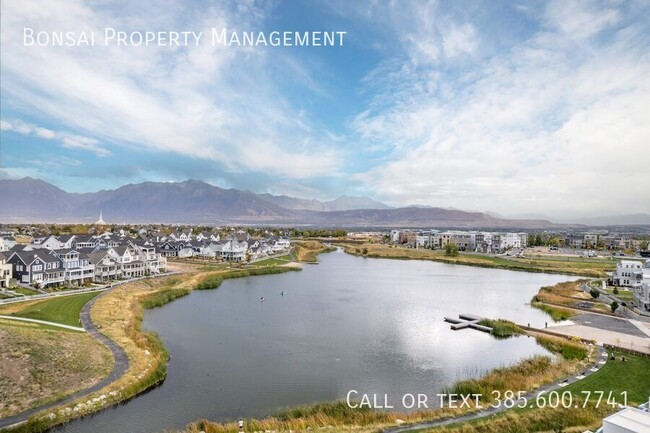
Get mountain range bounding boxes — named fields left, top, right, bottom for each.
left=0, top=177, right=591, bottom=228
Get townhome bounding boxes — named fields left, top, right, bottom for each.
left=6, top=250, right=65, bottom=288
left=88, top=250, right=120, bottom=282
left=0, top=252, right=12, bottom=289
left=51, top=249, right=94, bottom=285
left=111, top=245, right=146, bottom=278
left=612, top=260, right=644, bottom=288
left=129, top=241, right=167, bottom=274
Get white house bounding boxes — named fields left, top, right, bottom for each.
left=0, top=252, right=12, bottom=290
left=612, top=260, right=644, bottom=288
left=36, top=235, right=64, bottom=251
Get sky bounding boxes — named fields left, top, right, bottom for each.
left=1, top=0, right=649, bottom=219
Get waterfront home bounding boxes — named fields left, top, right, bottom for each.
left=88, top=250, right=120, bottom=282
left=111, top=245, right=146, bottom=278
left=129, top=240, right=167, bottom=274
left=612, top=260, right=644, bottom=288
left=57, top=235, right=77, bottom=249
left=211, top=239, right=248, bottom=261
left=0, top=252, right=11, bottom=289
left=51, top=249, right=95, bottom=285
left=6, top=250, right=65, bottom=288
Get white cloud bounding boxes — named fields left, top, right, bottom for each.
left=352, top=1, right=650, bottom=218
left=1, top=119, right=111, bottom=157
left=0, top=0, right=341, bottom=178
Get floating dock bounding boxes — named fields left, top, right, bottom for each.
left=444, top=314, right=493, bottom=333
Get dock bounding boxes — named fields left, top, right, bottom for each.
left=444, top=314, right=493, bottom=333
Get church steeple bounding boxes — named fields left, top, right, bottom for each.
left=96, top=209, right=107, bottom=225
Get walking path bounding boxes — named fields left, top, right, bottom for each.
left=0, top=315, right=85, bottom=332
left=384, top=347, right=610, bottom=433
left=0, top=271, right=181, bottom=431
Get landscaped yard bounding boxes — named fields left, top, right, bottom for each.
left=0, top=292, right=100, bottom=327
left=250, top=255, right=292, bottom=267
left=12, top=287, right=40, bottom=296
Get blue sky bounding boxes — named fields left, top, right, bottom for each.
left=1, top=0, right=649, bottom=218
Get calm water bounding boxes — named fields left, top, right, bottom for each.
left=55, top=249, right=578, bottom=433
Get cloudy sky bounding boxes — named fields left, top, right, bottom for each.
left=1, top=0, right=649, bottom=219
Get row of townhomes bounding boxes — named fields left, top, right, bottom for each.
left=611, top=259, right=650, bottom=312
left=0, top=228, right=290, bottom=289
left=3, top=233, right=168, bottom=289
left=152, top=229, right=290, bottom=262
left=389, top=229, right=529, bottom=253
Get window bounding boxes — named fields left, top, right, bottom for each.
left=33, top=265, right=43, bottom=271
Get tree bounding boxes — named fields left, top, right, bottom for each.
left=590, top=289, right=600, bottom=299
left=611, top=301, right=619, bottom=313
left=535, top=233, right=543, bottom=246
left=445, top=243, right=459, bottom=257
left=613, top=287, right=619, bottom=295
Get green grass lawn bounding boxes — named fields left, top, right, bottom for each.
left=251, top=255, right=291, bottom=267
left=605, top=289, right=635, bottom=301
left=6, top=292, right=100, bottom=327
left=12, top=287, right=40, bottom=296
left=561, top=352, right=650, bottom=405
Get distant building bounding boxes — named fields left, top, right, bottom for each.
left=96, top=210, right=107, bottom=225
left=612, top=260, right=644, bottom=288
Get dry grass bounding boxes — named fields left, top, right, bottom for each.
left=293, top=241, right=335, bottom=262
left=532, top=280, right=611, bottom=317
left=338, top=243, right=611, bottom=277
left=179, top=347, right=590, bottom=433
left=0, top=320, right=113, bottom=418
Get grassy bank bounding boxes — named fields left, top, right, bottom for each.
left=0, top=291, right=100, bottom=327
left=424, top=351, right=650, bottom=433
left=0, top=320, right=113, bottom=419
left=293, top=240, right=336, bottom=263
left=196, top=266, right=300, bottom=290
left=139, top=288, right=190, bottom=309
left=338, top=243, right=613, bottom=278
left=532, top=280, right=611, bottom=318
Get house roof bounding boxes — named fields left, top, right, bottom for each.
left=87, top=251, right=111, bottom=265
left=10, top=250, right=61, bottom=265
left=112, top=246, right=129, bottom=256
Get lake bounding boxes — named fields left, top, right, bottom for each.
left=54, top=249, right=578, bottom=433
